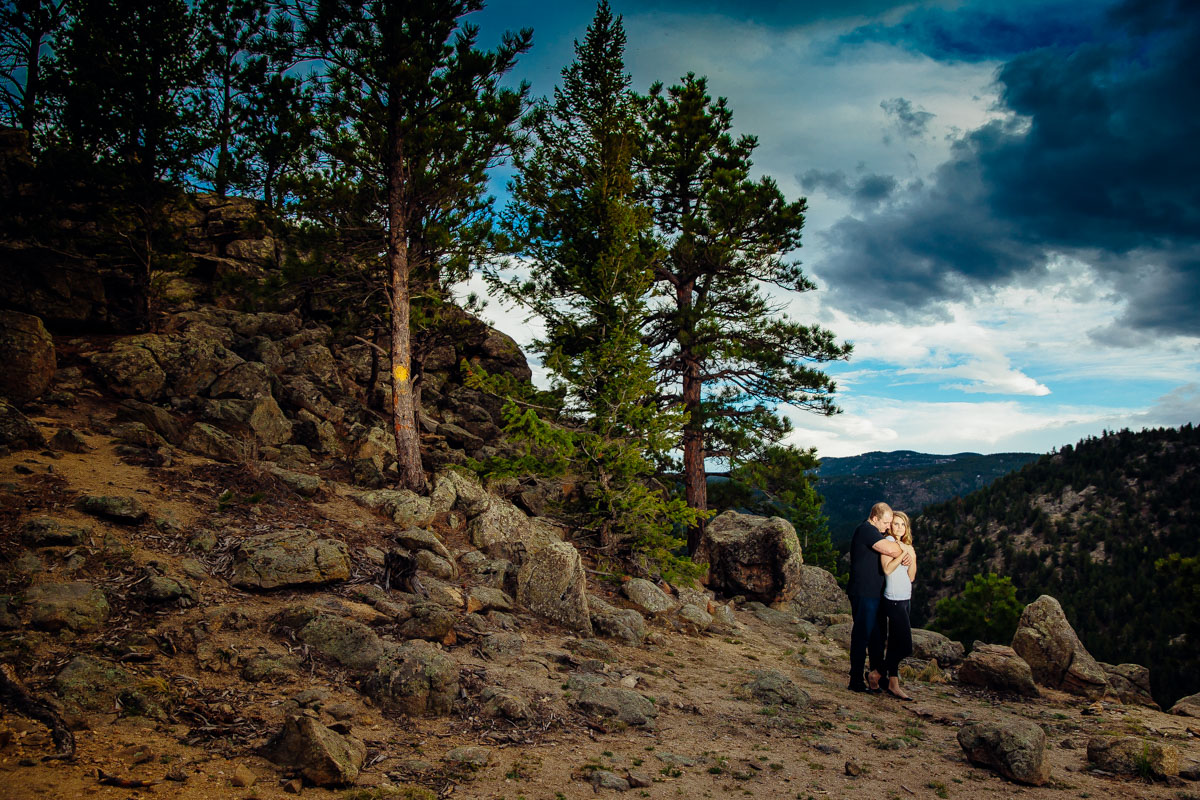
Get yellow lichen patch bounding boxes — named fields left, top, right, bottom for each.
left=392, top=364, right=409, bottom=382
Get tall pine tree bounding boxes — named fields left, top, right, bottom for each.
left=640, top=73, right=851, bottom=553
left=297, top=0, right=530, bottom=492
left=500, top=1, right=701, bottom=575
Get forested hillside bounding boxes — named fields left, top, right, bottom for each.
left=911, top=425, right=1200, bottom=706
left=818, top=450, right=1038, bottom=543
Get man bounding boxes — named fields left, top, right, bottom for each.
left=847, top=502, right=910, bottom=692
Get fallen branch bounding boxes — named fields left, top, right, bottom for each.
left=0, top=663, right=75, bottom=760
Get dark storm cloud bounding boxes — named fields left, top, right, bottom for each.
left=837, top=0, right=1102, bottom=62
left=636, top=0, right=908, bottom=26
left=801, top=168, right=899, bottom=210
left=880, top=97, right=934, bottom=139
left=817, top=0, right=1200, bottom=337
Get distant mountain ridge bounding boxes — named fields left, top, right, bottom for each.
left=817, top=450, right=1040, bottom=544
left=910, top=425, right=1199, bottom=707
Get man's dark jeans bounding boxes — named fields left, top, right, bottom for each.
left=848, top=594, right=882, bottom=688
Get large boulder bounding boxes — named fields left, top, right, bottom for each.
left=431, top=469, right=491, bottom=517
left=0, top=399, right=46, bottom=449
left=184, top=421, right=247, bottom=462
left=517, top=541, right=592, bottom=635
left=232, top=530, right=351, bottom=589
left=910, top=628, right=965, bottom=666
left=364, top=640, right=460, bottom=716
left=1086, top=736, right=1179, bottom=778
left=26, top=581, right=109, bottom=632
left=588, top=594, right=646, bottom=644
left=1011, top=595, right=1109, bottom=698
left=1168, top=691, right=1200, bottom=717
left=573, top=683, right=657, bottom=728
left=52, top=655, right=130, bottom=711
left=90, top=333, right=242, bottom=400
left=743, top=669, right=810, bottom=708
left=0, top=310, right=55, bottom=404
left=957, top=719, right=1049, bottom=785
left=1099, top=662, right=1158, bottom=709
left=957, top=643, right=1039, bottom=697
left=788, top=565, right=850, bottom=618
left=297, top=614, right=385, bottom=670
left=698, top=511, right=802, bottom=604
left=622, top=578, right=677, bottom=615
left=114, top=399, right=186, bottom=444
left=467, top=497, right=564, bottom=558
left=265, top=715, right=365, bottom=787
left=350, top=489, right=435, bottom=528
left=87, top=342, right=166, bottom=400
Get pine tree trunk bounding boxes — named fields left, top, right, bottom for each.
left=683, top=359, right=706, bottom=555
left=387, top=125, right=427, bottom=494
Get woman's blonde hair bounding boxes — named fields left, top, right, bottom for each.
left=892, top=511, right=913, bottom=545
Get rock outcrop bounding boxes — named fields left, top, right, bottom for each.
left=1011, top=595, right=1109, bottom=698
left=698, top=510, right=803, bottom=604
left=0, top=310, right=56, bottom=404
left=957, top=643, right=1039, bottom=697
left=1087, top=736, right=1179, bottom=778
left=231, top=530, right=351, bottom=589
left=1100, top=662, right=1159, bottom=709
left=265, top=715, right=366, bottom=787
left=957, top=718, right=1049, bottom=785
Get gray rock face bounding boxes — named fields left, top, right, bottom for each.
left=50, top=427, right=89, bottom=452
left=1169, top=691, right=1200, bottom=717
left=517, top=541, right=592, bottom=635
left=27, top=581, right=109, bottom=631
left=0, top=310, right=56, bottom=404
left=481, top=687, right=530, bottom=720
left=744, top=669, right=810, bottom=708
left=0, top=399, right=46, bottom=449
left=1087, top=736, right=1179, bottom=778
left=478, top=632, right=524, bottom=662
left=468, top=496, right=563, bottom=557
left=698, top=510, right=803, bottom=603
left=231, top=530, right=350, bottom=589
left=397, top=602, right=457, bottom=643
left=1099, top=662, right=1159, bottom=709
left=676, top=603, right=713, bottom=632
left=910, top=628, right=965, bottom=666
left=135, top=568, right=198, bottom=605
left=76, top=494, right=147, bottom=524
left=574, top=685, right=658, bottom=728
left=1011, top=595, right=1109, bottom=698
left=88, top=342, right=166, bottom=400
left=351, top=489, right=435, bottom=528
left=588, top=595, right=646, bottom=644
left=208, top=360, right=276, bottom=400
left=52, top=655, right=130, bottom=710
left=365, top=640, right=460, bottom=716
left=394, top=527, right=454, bottom=564
left=265, top=715, right=365, bottom=787
left=114, top=399, right=186, bottom=444
left=957, top=643, right=1039, bottom=696
left=747, top=602, right=819, bottom=639
left=957, top=719, right=1049, bottom=785
left=622, top=578, right=677, bottom=615
left=433, top=469, right=491, bottom=517
left=788, top=565, right=851, bottom=618
left=266, top=464, right=323, bottom=497
left=298, top=615, right=385, bottom=670
left=466, top=586, right=513, bottom=614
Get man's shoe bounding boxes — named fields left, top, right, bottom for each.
left=847, top=683, right=870, bottom=693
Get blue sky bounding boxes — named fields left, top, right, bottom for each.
left=459, top=0, right=1199, bottom=458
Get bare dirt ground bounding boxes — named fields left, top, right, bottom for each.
left=2, top=400, right=1198, bottom=800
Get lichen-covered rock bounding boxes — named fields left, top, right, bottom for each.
left=574, top=685, right=657, bottom=728
left=184, top=421, right=247, bottom=462
left=21, top=517, right=88, bottom=547
left=466, top=586, right=513, bottom=614
left=50, top=427, right=89, bottom=452
left=468, top=497, right=563, bottom=557
left=114, top=399, right=186, bottom=444
left=588, top=595, right=645, bottom=644
left=698, top=510, right=802, bottom=603
left=134, top=568, right=197, bottom=605
left=88, top=342, right=166, bottom=401
left=247, top=396, right=292, bottom=446
left=957, top=643, right=1039, bottom=696
left=365, top=640, right=460, bottom=716
left=478, top=632, right=524, bottom=662
left=432, top=469, right=490, bottom=517
left=52, top=655, right=130, bottom=711
left=110, top=421, right=169, bottom=449
left=1169, top=691, right=1200, bottom=717
left=743, top=669, right=810, bottom=708
left=788, top=565, right=851, bottom=618
left=0, top=310, right=56, bottom=404
left=676, top=603, right=713, bottom=632
left=232, top=530, right=350, bottom=589
left=1011, top=595, right=1109, bottom=698
left=76, top=494, right=147, bottom=524
left=208, top=360, right=276, bottom=400
left=957, top=719, right=1049, bottom=785
left=1099, top=662, right=1159, bottom=709
left=27, top=581, right=109, bottom=632
left=267, top=464, right=323, bottom=497
left=350, top=488, right=435, bottom=528
left=481, top=687, right=530, bottom=720
left=910, top=628, right=965, bottom=666
left=298, top=614, right=385, bottom=670
left=517, top=541, right=592, bottom=635
left=397, top=602, right=457, bottom=643
left=0, top=399, right=46, bottom=449
left=747, top=602, right=820, bottom=639
left=622, top=578, right=677, bottom=615
left=394, top=527, right=454, bottom=564
left=1086, top=736, right=1179, bottom=778
left=265, top=715, right=365, bottom=787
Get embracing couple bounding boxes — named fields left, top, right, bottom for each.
left=847, top=502, right=918, bottom=700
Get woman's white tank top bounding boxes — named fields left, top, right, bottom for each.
left=883, top=535, right=913, bottom=601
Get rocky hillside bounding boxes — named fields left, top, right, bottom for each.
left=912, top=426, right=1200, bottom=708
left=818, top=450, right=1039, bottom=544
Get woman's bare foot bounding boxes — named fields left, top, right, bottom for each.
left=886, top=676, right=912, bottom=700
left=867, top=670, right=882, bottom=690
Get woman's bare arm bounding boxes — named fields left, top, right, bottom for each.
left=906, top=545, right=917, bottom=581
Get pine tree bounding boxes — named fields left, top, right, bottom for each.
left=0, top=0, right=66, bottom=135
left=297, top=0, right=530, bottom=492
left=639, top=73, right=851, bottom=553
left=498, top=1, right=702, bottom=576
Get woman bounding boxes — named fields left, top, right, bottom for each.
left=876, top=510, right=917, bottom=700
